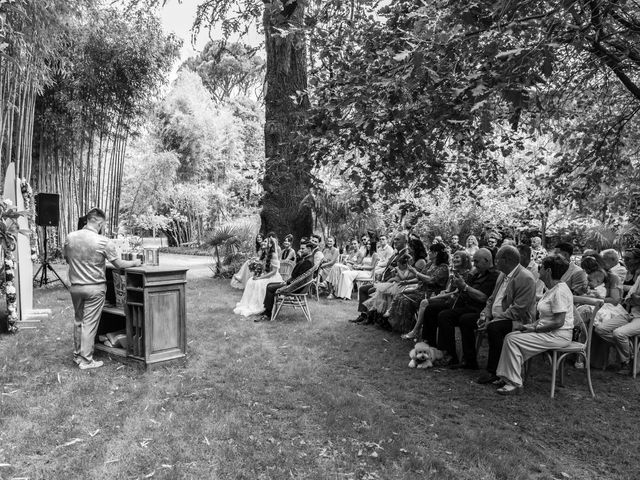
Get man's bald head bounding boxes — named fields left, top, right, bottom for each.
left=393, top=232, right=408, bottom=250
left=472, top=248, right=493, bottom=272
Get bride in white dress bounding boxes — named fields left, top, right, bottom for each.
left=233, top=237, right=283, bottom=317
left=231, top=235, right=264, bottom=290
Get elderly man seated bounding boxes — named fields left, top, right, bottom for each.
left=476, top=245, right=537, bottom=385
left=434, top=248, right=500, bottom=369
left=601, top=248, right=627, bottom=284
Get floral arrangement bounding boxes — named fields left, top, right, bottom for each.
left=0, top=198, right=27, bottom=333
left=3, top=253, right=18, bottom=332
left=20, top=179, right=38, bottom=262
left=128, top=235, right=143, bottom=253
left=248, top=258, right=263, bottom=277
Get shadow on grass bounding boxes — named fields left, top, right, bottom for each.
left=0, top=277, right=638, bottom=479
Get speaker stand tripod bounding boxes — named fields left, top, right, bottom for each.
left=33, top=227, right=68, bottom=289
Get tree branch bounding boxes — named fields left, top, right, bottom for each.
left=589, top=40, right=640, bottom=101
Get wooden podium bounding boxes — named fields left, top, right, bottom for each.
left=97, top=265, right=187, bottom=368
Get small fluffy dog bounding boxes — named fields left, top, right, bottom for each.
left=408, top=341, right=444, bottom=369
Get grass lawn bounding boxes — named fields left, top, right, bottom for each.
left=1, top=277, right=639, bottom=479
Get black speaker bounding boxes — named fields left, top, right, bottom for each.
left=35, top=193, right=60, bottom=227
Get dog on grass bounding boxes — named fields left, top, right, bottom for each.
left=408, top=341, right=444, bottom=369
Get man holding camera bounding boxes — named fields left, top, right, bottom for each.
left=434, top=248, right=500, bottom=369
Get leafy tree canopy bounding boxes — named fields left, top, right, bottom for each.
left=181, top=40, right=265, bottom=103
left=305, top=0, right=640, bottom=225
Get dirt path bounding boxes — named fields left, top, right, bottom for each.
left=45, top=253, right=214, bottom=285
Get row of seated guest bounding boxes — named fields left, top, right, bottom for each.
left=349, top=237, right=640, bottom=394
left=325, top=234, right=396, bottom=299
left=232, top=232, right=327, bottom=291
left=329, top=236, right=377, bottom=299
left=351, top=235, right=450, bottom=330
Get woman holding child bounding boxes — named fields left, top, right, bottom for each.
left=572, top=254, right=624, bottom=369
left=233, top=237, right=282, bottom=317
left=387, top=241, right=449, bottom=332
left=401, top=250, right=473, bottom=340
left=362, top=253, right=415, bottom=317
left=579, top=255, right=622, bottom=304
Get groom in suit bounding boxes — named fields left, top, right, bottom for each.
left=257, top=241, right=315, bottom=322
left=476, top=245, right=537, bottom=385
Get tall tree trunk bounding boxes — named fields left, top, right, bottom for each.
left=260, top=0, right=313, bottom=245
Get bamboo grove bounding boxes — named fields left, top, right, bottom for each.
left=0, top=1, right=66, bottom=184
left=1, top=1, right=179, bottom=242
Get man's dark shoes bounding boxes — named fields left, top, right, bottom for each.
left=350, top=314, right=367, bottom=324
left=254, top=314, right=270, bottom=323
left=476, top=373, right=500, bottom=384
left=434, top=356, right=455, bottom=367
left=617, top=361, right=632, bottom=376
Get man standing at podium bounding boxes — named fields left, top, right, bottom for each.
left=63, top=208, right=141, bottom=369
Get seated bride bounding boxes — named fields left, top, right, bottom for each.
left=233, top=237, right=282, bottom=317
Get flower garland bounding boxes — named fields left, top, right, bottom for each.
left=0, top=197, right=25, bottom=333
left=3, top=251, right=18, bottom=332
left=20, top=179, right=38, bottom=262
